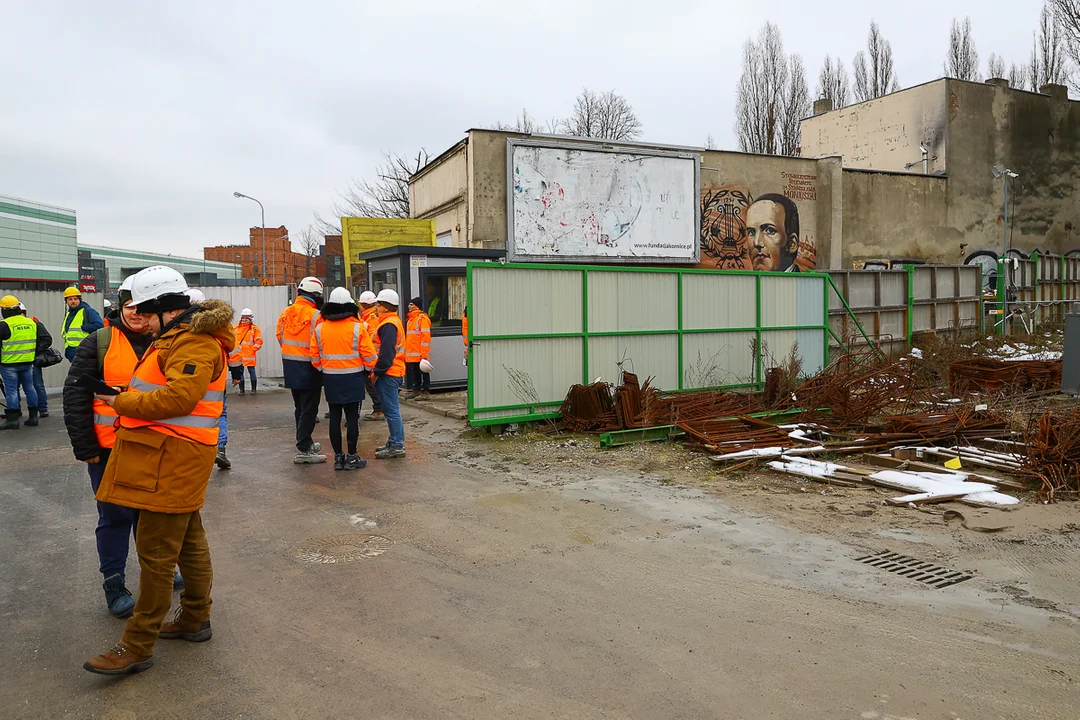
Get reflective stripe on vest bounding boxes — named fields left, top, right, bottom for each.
left=405, top=312, right=431, bottom=362
left=314, top=321, right=377, bottom=375
left=92, top=327, right=138, bottom=449
left=1, top=316, right=36, bottom=364
left=278, top=300, right=319, bottom=364
left=64, top=308, right=88, bottom=348
left=374, top=314, right=406, bottom=378
left=119, top=345, right=227, bottom=445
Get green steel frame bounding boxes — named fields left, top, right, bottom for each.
left=466, top=262, right=834, bottom=426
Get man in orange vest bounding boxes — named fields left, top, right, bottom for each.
left=404, top=297, right=432, bottom=400
left=276, top=277, right=326, bottom=464
left=371, top=289, right=407, bottom=459
left=229, top=307, right=263, bottom=396
left=311, top=288, right=378, bottom=470
left=83, top=266, right=235, bottom=676
left=63, top=276, right=156, bottom=618
left=358, top=290, right=383, bottom=421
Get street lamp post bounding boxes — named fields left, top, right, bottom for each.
left=991, top=167, right=1019, bottom=257
left=233, top=191, right=267, bottom=284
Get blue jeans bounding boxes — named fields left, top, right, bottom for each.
left=247, top=366, right=257, bottom=388
left=375, top=374, right=404, bottom=448
left=218, top=392, right=228, bottom=448
left=1, top=363, right=38, bottom=412
left=32, top=365, right=47, bottom=412
left=87, top=449, right=138, bottom=579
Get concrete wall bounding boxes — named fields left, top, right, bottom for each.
left=841, top=170, right=951, bottom=265
left=0, top=289, right=104, bottom=390
left=467, top=129, right=520, bottom=250
left=802, top=81, right=948, bottom=174
left=945, top=80, right=1080, bottom=258
left=410, top=141, right=469, bottom=248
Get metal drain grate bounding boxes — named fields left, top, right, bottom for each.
left=854, top=551, right=973, bottom=589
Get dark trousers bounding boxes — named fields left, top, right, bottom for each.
left=328, top=402, right=360, bottom=455
left=32, top=366, right=47, bottom=412
left=291, top=388, right=321, bottom=452
left=405, top=362, right=431, bottom=392
left=87, top=449, right=139, bottom=580
left=365, top=373, right=381, bottom=410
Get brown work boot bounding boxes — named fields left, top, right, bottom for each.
left=159, top=608, right=212, bottom=642
left=83, top=643, right=153, bottom=675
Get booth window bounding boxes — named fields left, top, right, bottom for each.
left=372, top=270, right=397, bottom=293
left=420, top=270, right=465, bottom=329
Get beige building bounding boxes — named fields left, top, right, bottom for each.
left=411, top=81, right=1078, bottom=269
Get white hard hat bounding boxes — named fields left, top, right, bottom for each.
left=129, top=266, right=189, bottom=306
left=103, top=299, right=112, bottom=308
left=358, top=291, right=377, bottom=305
left=186, top=288, right=206, bottom=303
left=119, top=275, right=136, bottom=292
left=240, top=307, right=253, bottom=317
left=375, top=288, right=399, bottom=306
left=419, top=358, right=434, bottom=374
left=298, top=276, right=324, bottom=295
left=329, top=287, right=354, bottom=305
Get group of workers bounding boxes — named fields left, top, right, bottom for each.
left=0, top=268, right=442, bottom=676
left=1, top=286, right=104, bottom=428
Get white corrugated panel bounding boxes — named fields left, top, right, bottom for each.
left=958, top=266, right=980, bottom=296
left=588, top=334, right=678, bottom=390
left=880, top=310, right=905, bottom=341
left=880, top=272, right=907, bottom=306
left=682, top=274, right=755, bottom=330
left=761, top=329, right=825, bottom=377
left=472, top=266, right=582, bottom=336
left=682, top=331, right=757, bottom=388
left=913, top=268, right=933, bottom=300
left=958, top=302, right=978, bottom=325
left=936, top=269, right=956, bottom=298
left=472, top=336, right=583, bottom=411
left=587, top=271, right=676, bottom=332
left=1, top=290, right=104, bottom=389
left=760, top=276, right=825, bottom=328
left=192, top=286, right=289, bottom=380
left=845, top=273, right=877, bottom=309
left=913, top=304, right=933, bottom=332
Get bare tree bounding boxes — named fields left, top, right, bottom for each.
left=1050, top=0, right=1080, bottom=89
left=559, top=89, right=643, bottom=141
left=1009, top=62, right=1031, bottom=90
left=492, top=109, right=559, bottom=134
left=704, top=134, right=718, bottom=150
left=296, top=225, right=323, bottom=276
left=313, top=149, right=430, bottom=234
left=735, top=23, right=788, bottom=154
left=853, top=21, right=900, bottom=102
left=986, top=53, right=1007, bottom=79
left=779, top=55, right=810, bottom=156
left=947, top=17, right=980, bottom=81
left=817, top=55, right=850, bottom=108
left=1030, top=2, right=1069, bottom=88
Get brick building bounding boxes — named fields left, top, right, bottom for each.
left=322, top=235, right=364, bottom=289
left=204, top=226, right=324, bottom=285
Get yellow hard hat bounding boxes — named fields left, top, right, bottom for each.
left=64, top=286, right=83, bottom=298
left=0, top=294, right=20, bottom=309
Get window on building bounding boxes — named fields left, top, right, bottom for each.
left=253, top=265, right=260, bottom=275
left=419, top=270, right=464, bottom=330
left=372, top=269, right=397, bottom=294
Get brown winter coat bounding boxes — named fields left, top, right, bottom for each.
left=96, top=300, right=236, bottom=514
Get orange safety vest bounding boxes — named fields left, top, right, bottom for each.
left=119, top=346, right=227, bottom=446
left=361, top=307, right=378, bottom=340
left=373, top=313, right=406, bottom=378
left=276, top=297, right=321, bottom=364
left=462, top=315, right=468, bottom=348
left=405, top=310, right=431, bottom=362
left=229, top=322, right=263, bottom=367
left=92, top=328, right=139, bottom=450
left=312, top=318, right=377, bottom=375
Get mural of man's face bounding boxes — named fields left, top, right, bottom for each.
left=746, top=200, right=797, bottom=271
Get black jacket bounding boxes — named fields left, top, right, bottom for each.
left=0, top=312, right=52, bottom=354
left=373, top=321, right=399, bottom=375
left=62, top=310, right=155, bottom=461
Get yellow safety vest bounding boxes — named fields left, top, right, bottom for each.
left=1, top=316, right=37, bottom=364
left=64, top=308, right=89, bottom=349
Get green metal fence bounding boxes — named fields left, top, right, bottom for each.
left=466, top=262, right=832, bottom=426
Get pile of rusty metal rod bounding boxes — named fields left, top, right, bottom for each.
left=949, top=358, right=1063, bottom=396
left=560, top=382, right=619, bottom=432
left=786, top=352, right=921, bottom=426
left=1021, top=409, right=1080, bottom=501
left=614, top=374, right=760, bottom=429
left=678, top=417, right=792, bottom=454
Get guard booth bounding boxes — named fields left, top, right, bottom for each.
left=358, top=245, right=503, bottom=389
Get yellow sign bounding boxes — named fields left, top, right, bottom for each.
left=341, top=217, right=436, bottom=282
left=261, top=278, right=269, bottom=286
left=944, top=457, right=963, bottom=470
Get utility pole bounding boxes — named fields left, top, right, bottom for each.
left=991, top=168, right=1018, bottom=257
left=233, top=192, right=267, bottom=284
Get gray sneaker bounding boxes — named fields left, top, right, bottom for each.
left=311, top=442, right=321, bottom=452
left=293, top=449, right=327, bottom=464
left=344, top=454, right=368, bottom=470
left=375, top=445, right=405, bottom=460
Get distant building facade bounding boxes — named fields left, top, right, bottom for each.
left=204, top=226, right=322, bottom=285
left=0, top=195, right=78, bottom=288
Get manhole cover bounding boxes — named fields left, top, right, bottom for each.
left=290, top=534, right=393, bottom=564
left=854, top=550, right=973, bottom=589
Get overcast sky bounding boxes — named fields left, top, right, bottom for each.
left=1, top=0, right=1048, bottom=257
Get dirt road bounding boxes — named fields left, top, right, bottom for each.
left=1, top=390, right=1076, bottom=718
